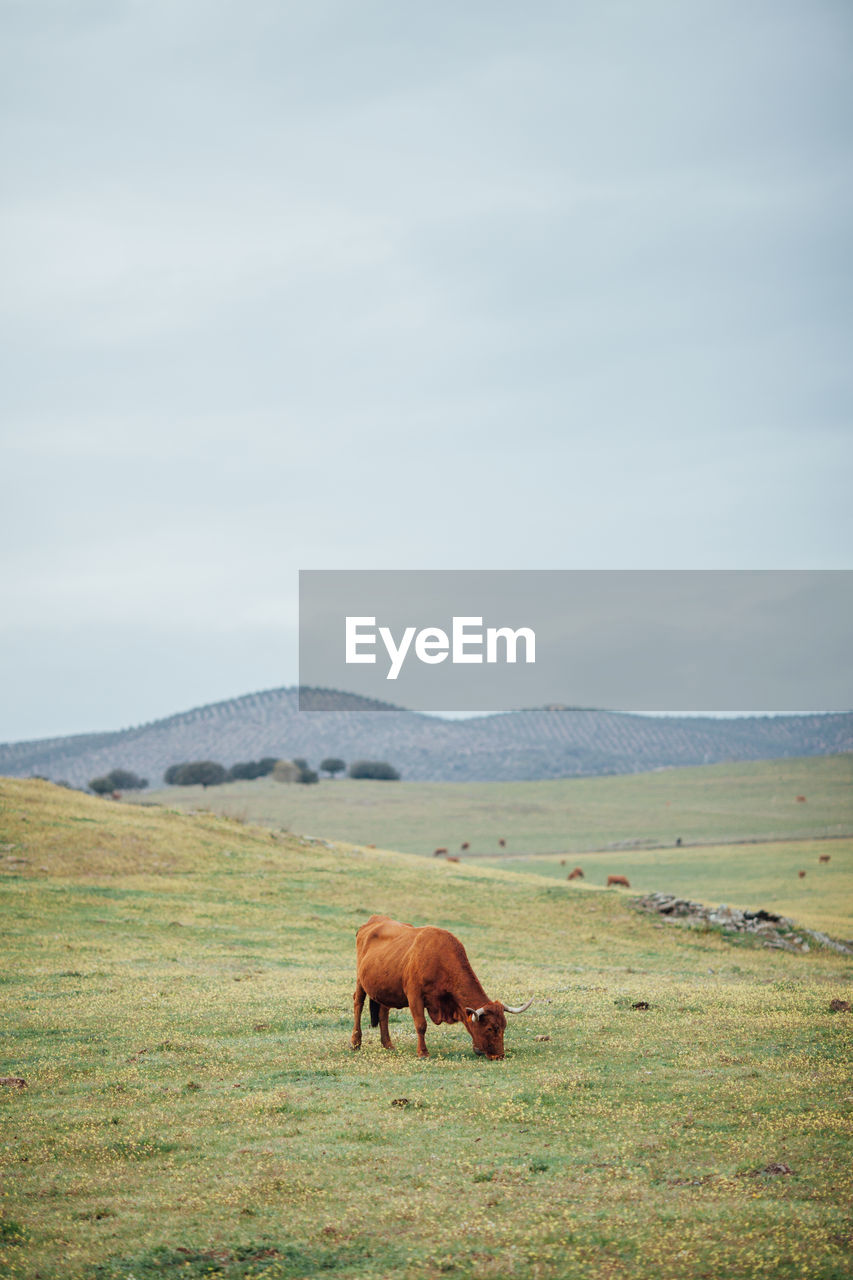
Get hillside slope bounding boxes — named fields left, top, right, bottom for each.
left=1, top=779, right=851, bottom=1280
left=148, top=754, right=853, bottom=861
left=1, top=686, right=851, bottom=786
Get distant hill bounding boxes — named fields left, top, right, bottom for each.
left=1, top=687, right=851, bottom=788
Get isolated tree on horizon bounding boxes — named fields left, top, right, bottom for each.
left=165, top=761, right=227, bottom=788
left=348, top=760, right=400, bottom=781
left=320, top=757, right=346, bottom=779
left=89, top=768, right=148, bottom=794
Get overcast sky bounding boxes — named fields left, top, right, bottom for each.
left=1, top=2, right=852, bottom=742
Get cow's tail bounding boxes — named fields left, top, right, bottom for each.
left=369, top=998, right=380, bottom=1027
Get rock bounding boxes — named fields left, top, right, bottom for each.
left=829, top=999, right=851, bottom=1013
left=633, top=892, right=850, bottom=955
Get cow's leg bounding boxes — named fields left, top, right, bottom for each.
left=408, top=993, right=429, bottom=1058
left=378, top=1004, right=394, bottom=1050
left=351, top=982, right=366, bottom=1050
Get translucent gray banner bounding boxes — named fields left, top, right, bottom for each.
left=298, top=570, right=853, bottom=713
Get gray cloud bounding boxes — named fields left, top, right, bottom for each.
left=1, top=1, right=852, bottom=739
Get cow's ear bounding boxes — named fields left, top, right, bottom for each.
left=465, top=1007, right=480, bottom=1022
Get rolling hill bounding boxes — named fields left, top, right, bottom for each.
left=0, top=686, right=851, bottom=787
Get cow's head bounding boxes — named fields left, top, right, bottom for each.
left=464, top=1002, right=506, bottom=1059
left=464, top=998, right=534, bottom=1060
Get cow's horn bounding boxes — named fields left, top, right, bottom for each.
left=503, top=999, right=534, bottom=1014
left=465, top=1006, right=485, bottom=1022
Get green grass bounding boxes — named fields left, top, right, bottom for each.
left=481, top=838, right=853, bottom=940
left=1, top=778, right=852, bottom=1280
left=145, top=753, right=853, bottom=856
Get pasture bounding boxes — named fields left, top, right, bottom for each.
left=1, top=778, right=852, bottom=1280
left=480, top=839, right=853, bottom=941
left=146, top=754, right=853, bottom=857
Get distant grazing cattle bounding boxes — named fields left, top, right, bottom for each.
left=567, top=867, right=584, bottom=881
left=366, top=844, right=376, bottom=849
left=819, top=854, right=831, bottom=864
left=675, top=837, right=682, bottom=847
left=111, top=791, right=121, bottom=801
left=461, top=842, right=470, bottom=851
left=351, top=914, right=533, bottom=1060
left=796, top=796, right=807, bottom=803
left=498, top=839, right=506, bottom=848
left=798, top=870, right=806, bottom=879
left=560, top=859, right=567, bottom=866
left=446, top=856, right=460, bottom=864
left=607, top=875, right=630, bottom=888
left=433, top=848, right=448, bottom=857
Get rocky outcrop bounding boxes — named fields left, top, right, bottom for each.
left=633, top=891, right=853, bottom=955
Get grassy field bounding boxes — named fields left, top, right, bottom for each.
left=145, top=754, right=853, bottom=858
left=479, top=839, right=853, bottom=941
left=1, top=778, right=852, bottom=1280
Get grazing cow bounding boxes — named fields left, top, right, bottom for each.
left=796, top=796, right=807, bottom=803
left=819, top=854, right=831, bottom=864
left=567, top=867, right=584, bottom=881
left=351, top=914, right=533, bottom=1060
left=111, top=790, right=122, bottom=801
left=675, top=837, right=682, bottom=847
left=446, top=855, right=460, bottom=863
left=433, top=848, right=448, bottom=857
left=798, top=870, right=806, bottom=879
left=607, top=875, right=630, bottom=888
left=461, top=842, right=470, bottom=851
left=498, top=838, right=506, bottom=848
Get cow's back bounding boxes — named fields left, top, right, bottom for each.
left=355, top=917, right=479, bottom=1012
left=355, top=915, right=420, bottom=1008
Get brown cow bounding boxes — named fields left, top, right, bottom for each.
left=446, top=855, right=460, bottom=863
left=351, top=914, right=533, bottom=1060
left=567, top=867, right=584, bottom=880
left=798, top=870, right=806, bottom=879
left=433, top=848, right=448, bottom=857
left=607, top=875, right=630, bottom=888
left=498, top=838, right=506, bottom=848
left=819, top=855, right=830, bottom=864
left=461, top=842, right=470, bottom=851
left=796, top=795, right=807, bottom=803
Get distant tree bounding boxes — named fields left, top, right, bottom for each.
left=107, top=769, right=148, bottom=791
left=169, top=761, right=227, bottom=788
left=285, top=757, right=318, bottom=783
left=227, top=757, right=279, bottom=782
left=348, top=760, right=400, bottom=781
left=271, top=759, right=302, bottom=784
left=320, top=757, right=346, bottom=779
left=164, top=763, right=185, bottom=785
left=89, top=768, right=147, bottom=794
